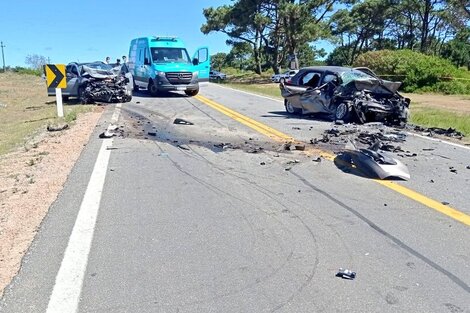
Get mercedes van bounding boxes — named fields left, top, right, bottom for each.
left=128, top=36, right=210, bottom=96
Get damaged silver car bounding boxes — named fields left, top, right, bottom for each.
left=47, top=62, right=133, bottom=104
left=280, top=66, right=410, bottom=125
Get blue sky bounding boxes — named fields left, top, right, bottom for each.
left=0, top=0, right=333, bottom=67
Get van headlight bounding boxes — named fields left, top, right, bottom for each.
left=157, top=71, right=165, bottom=77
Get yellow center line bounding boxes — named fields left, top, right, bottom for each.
left=195, top=94, right=470, bottom=227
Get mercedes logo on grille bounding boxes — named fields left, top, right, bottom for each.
left=177, top=73, right=184, bottom=79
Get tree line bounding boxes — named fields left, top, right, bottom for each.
left=201, top=0, right=470, bottom=73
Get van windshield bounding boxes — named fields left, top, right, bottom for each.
left=151, top=48, right=191, bottom=64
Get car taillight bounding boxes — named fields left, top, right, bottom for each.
left=286, top=78, right=292, bottom=84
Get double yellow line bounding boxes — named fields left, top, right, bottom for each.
left=195, top=94, right=470, bottom=226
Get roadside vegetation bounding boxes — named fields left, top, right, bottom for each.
left=0, top=72, right=93, bottom=155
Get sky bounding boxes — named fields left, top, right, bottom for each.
left=0, top=0, right=333, bottom=67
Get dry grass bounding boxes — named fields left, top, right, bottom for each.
left=0, top=72, right=91, bottom=155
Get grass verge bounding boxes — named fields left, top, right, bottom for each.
left=0, top=72, right=93, bottom=155
left=222, top=82, right=470, bottom=140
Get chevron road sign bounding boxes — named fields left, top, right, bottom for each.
left=45, top=64, right=66, bottom=117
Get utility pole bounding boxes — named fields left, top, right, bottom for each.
left=0, top=42, right=5, bottom=72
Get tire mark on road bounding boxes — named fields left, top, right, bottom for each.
left=291, top=170, right=470, bottom=294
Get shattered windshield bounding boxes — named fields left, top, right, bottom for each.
left=340, top=69, right=375, bottom=85
left=151, top=48, right=191, bottom=64
left=85, top=63, right=113, bottom=71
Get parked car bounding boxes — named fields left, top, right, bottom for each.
left=209, top=70, right=227, bottom=81
left=271, top=70, right=299, bottom=83
left=279, top=66, right=410, bottom=125
left=47, top=62, right=133, bottom=103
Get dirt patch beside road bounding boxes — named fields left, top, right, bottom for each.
left=0, top=108, right=103, bottom=296
left=402, top=93, right=470, bottom=113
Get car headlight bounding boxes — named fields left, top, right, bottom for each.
left=157, top=71, right=165, bottom=77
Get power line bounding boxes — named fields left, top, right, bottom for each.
left=0, top=41, right=5, bottom=72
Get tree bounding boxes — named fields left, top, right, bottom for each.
left=25, top=54, right=48, bottom=70
left=211, top=52, right=228, bottom=71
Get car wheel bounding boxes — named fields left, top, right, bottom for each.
left=335, top=102, right=351, bottom=122
left=62, top=95, right=69, bottom=101
left=185, top=89, right=199, bottom=97
left=279, top=78, right=285, bottom=84
left=284, top=99, right=301, bottom=115
left=78, top=86, right=88, bottom=104
left=148, top=79, right=159, bottom=96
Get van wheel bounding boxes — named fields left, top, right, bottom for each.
left=185, top=89, right=199, bottom=96
left=148, top=79, right=159, bottom=96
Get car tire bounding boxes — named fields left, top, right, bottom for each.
left=279, top=78, right=285, bottom=84
left=335, top=102, right=351, bottom=122
left=77, top=86, right=88, bottom=104
left=185, top=89, right=199, bottom=97
left=148, top=79, right=159, bottom=96
left=62, top=95, right=69, bottom=101
left=284, top=99, right=301, bottom=115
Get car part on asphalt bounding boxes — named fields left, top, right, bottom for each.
left=173, top=118, right=194, bottom=125
left=280, top=66, right=410, bottom=125
left=336, top=268, right=356, bottom=280
left=339, top=143, right=411, bottom=180
left=411, top=125, right=465, bottom=139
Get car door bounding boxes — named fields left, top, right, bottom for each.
left=63, top=64, right=80, bottom=96
left=297, top=70, right=326, bottom=114
left=193, top=47, right=210, bottom=83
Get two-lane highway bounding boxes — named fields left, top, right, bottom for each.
left=1, top=84, right=469, bottom=312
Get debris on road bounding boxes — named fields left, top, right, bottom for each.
left=449, top=167, right=457, bottom=174
left=147, top=131, right=157, bottom=137
left=338, top=141, right=411, bottom=180
left=336, top=268, right=356, bottom=280
left=173, top=118, right=194, bottom=125
left=47, top=124, right=69, bottom=132
left=294, top=144, right=305, bottom=151
left=287, top=160, right=300, bottom=165
left=260, top=162, right=266, bottom=166
left=99, top=130, right=116, bottom=139
left=312, top=157, right=322, bottom=162
left=177, top=144, right=190, bottom=150
left=467, top=165, right=470, bottom=169
left=411, top=125, right=465, bottom=140
left=292, top=127, right=301, bottom=130
left=442, top=201, right=450, bottom=205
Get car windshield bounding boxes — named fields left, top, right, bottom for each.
left=339, top=69, right=375, bottom=85
left=151, top=48, right=191, bottom=64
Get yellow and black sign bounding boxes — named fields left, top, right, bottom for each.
left=45, top=64, right=66, bottom=89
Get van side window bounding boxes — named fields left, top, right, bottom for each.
left=197, top=48, right=208, bottom=63
left=138, top=49, right=143, bottom=62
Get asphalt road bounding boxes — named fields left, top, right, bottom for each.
left=1, top=84, right=469, bottom=313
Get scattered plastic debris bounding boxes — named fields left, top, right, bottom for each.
left=99, top=130, right=115, bottom=139
left=336, top=268, right=356, bottom=280
left=147, top=131, right=157, bottom=137
left=173, top=118, right=194, bottom=125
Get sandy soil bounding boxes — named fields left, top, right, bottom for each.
left=0, top=108, right=103, bottom=296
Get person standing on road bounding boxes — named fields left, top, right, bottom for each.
left=122, top=56, right=127, bottom=64
left=105, top=56, right=110, bottom=64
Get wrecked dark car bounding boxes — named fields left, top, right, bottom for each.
left=47, top=62, right=133, bottom=104
left=280, top=66, right=410, bottom=125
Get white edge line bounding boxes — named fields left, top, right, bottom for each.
left=407, top=132, right=470, bottom=151
left=209, top=84, right=470, bottom=152
left=46, top=104, right=121, bottom=313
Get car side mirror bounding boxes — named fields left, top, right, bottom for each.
left=192, top=58, right=199, bottom=66
left=144, top=58, right=150, bottom=65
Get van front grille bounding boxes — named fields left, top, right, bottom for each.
left=165, top=72, right=192, bottom=84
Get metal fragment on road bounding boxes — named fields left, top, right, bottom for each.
left=147, top=131, right=157, bottom=137
left=336, top=268, right=356, bottom=280
left=99, top=131, right=115, bottom=139
left=173, top=118, right=194, bottom=125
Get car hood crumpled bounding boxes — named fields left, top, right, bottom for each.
left=81, top=66, right=117, bottom=79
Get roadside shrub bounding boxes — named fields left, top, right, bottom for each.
left=13, top=67, right=42, bottom=76
left=353, top=50, right=470, bottom=94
